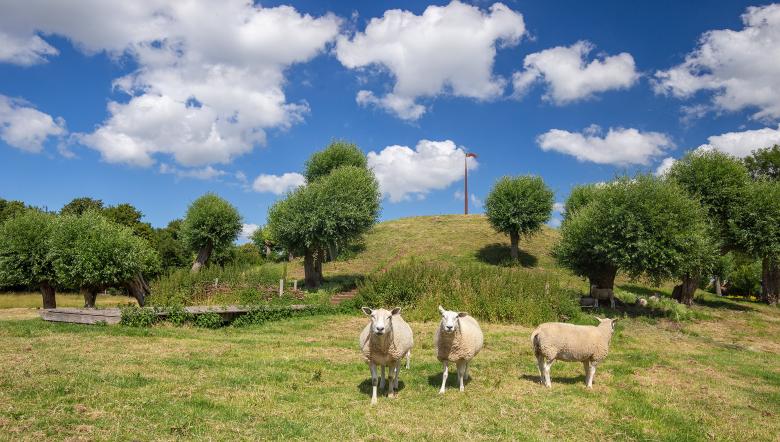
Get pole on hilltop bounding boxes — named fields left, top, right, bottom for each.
left=464, top=152, right=477, bottom=215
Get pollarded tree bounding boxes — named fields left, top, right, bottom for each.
left=304, top=141, right=367, bottom=182
left=49, top=211, right=160, bottom=307
left=268, top=166, right=380, bottom=288
left=744, top=144, right=780, bottom=181
left=484, top=176, right=554, bottom=262
left=180, top=193, right=242, bottom=273
left=730, top=180, right=780, bottom=304
left=60, top=197, right=104, bottom=216
left=562, top=183, right=602, bottom=221
left=554, top=175, right=714, bottom=305
left=0, top=210, right=58, bottom=308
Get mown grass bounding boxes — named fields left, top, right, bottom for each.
left=0, top=295, right=778, bottom=441
left=0, top=292, right=132, bottom=309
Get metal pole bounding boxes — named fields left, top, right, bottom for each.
left=464, top=153, right=468, bottom=215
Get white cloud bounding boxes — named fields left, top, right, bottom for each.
left=513, top=41, right=638, bottom=104
left=368, top=139, right=477, bottom=202
left=654, top=157, right=677, bottom=176
left=454, top=190, right=483, bottom=209
left=553, top=202, right=565, bottom=213
left=696, top=125, right=780, bottom=158
left=0, top=95, right=65, bottom=152
left=0, top=31, right=58, bottom=66
left=336, top=1, right=525, bottom=120
left=158, top=163, right=227, bottom=181
left=239, top=223, right=259, bottom=242
left=654, top=4, right=780, bottom=121
left=252, top=172, right=306, bottom=195
left=0, top=1, right=341, bottom=167
left=536, top=124, right=673, bottom=166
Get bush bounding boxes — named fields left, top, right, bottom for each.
left=120, top=306, right=159, bottom=327
left=165, top=305, right=193, bottom=326
left=231, top=305, right=347, bottom=327
left=353, top=260, right=581, bottom=325
left=194, top=312, right=224, bottom=329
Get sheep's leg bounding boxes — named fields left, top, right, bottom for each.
left=587, top=362, right=597, bottom=389
left=543, top=360, right=553, bottom=388
left=536, top=355, right=545, bottom=384
left=369, top=362, right=378, bottom=405
left=388, top=361, right=399, bottom=398
left=457, top=361, right=466, bottom=392
left=594, top=298, right=599, bottom=308
left=393, top=360, right=400, bottom=392
left=583, top=361, right=591, bottom=386
left=464, top=362, right=470, bottom=381
left=405, top=350, right=411, bottom=369
left=380, top=365, right=386, bottom=391
left=610, top=294, right=615, bottom=309
left=439, top=362, right=449, bottom=394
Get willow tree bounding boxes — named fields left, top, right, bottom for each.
left=268, top=166, right=380, bottom=288
left=180, top=193, right=242, bottom=273
left=304, top=141, right=367, bottom=182
left=0, top=210, right=58, bottom=308
left=49, top=211, right=160, bottom=307
left=484, top=175, right=553, bottom=261
left=554, top=175, right=714, bottom=305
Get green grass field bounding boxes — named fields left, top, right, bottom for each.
left=1, top=215, right=778, bottom=440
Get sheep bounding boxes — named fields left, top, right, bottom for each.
left=531, top=317, right=618, bottom=388
left=359, top=307, right=414, bottom=405
left=590, top=285, right=616, bottom=308
left=433, top=305, right=484, bottom=394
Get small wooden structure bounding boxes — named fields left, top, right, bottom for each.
left=39, top=304, right=309, bottom=325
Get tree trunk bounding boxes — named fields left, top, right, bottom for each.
left=714, top=276, right=722, bottom=297
left=82, top=287, right=98, bottom=308
left=678, top=274, right=699, bottom=306
left=315, top=248, right=325, bottom=283
left=328, top=243, right=338, bottom=262
left=509, top=231, right=519, bottom=261
left=303, top=248, right=320, bottom=289
left=40, top=281, right=56, bottom=309
left=191, top=240, right=214, bottom=273
left=264, top=244, right=271, bottom=258
left=125, top=272, right=150, bottom=306
left=763, top=258, right=780, bottom=305
left=589, top=266, right=617, bottom=290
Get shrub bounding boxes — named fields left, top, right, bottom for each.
left=165, top=305, right=193, bottom=326
left=194, top=312, right=224, bottom=329
left=231, top=305, right=346, bottom=327
left=120, top=306, right=159, bottom=327
left=353, top=260, right=581, bottom=325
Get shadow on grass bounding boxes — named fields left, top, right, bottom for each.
left=357, top=378, right=406, bottom=395
left=520, top=374, right=586, bottom=385
left=307, top=274, right=365, bottom=293
left=476, top=243, right=538, bottom=268
left=618, top=284, right=667, bottom=298
left=695, top=296, right=755, bottom=312
left=426, top=371, right=473, bottom=390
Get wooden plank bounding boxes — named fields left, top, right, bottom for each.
left=40, top=309, right=121, bottom=325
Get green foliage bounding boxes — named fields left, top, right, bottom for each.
left=120, top=306, right=159, bottom=327
left=712, top=252, right=735, bottom=281
left=354, top=260, right=581, bottom=325
left=562, top=183, right=602, bottom=222
left=613, top=288, right=699, bottom=321
left=49, top=211, right=161, bottom=291
left=60, top=197, right=104, bottom=216
left=147, top=263, right=287, bottom=305
left=268, top=166, right=380, bottom=253
left=484, top=175, right=553, bottom=237
left=165, top=305, right=193, bottom=326
left=194, top=312, right=224, bottom=329
left=744, top=144, right=780, bottom=181
left=730, top=180, right=780, bottom=262
left=728, top=257, right=762, bottom=297
left=150, top=226, right=190, bottom=272
left=555, top=175, right=714, bottom=284
left=304, top=141, right=367, bottom=182
left=0, top=210, right=57, bottom=288
left=231, top=305, right=345, bottom=327
left=0, top=198, right=28, bottom=223
left=668, top=150, right=749, bottom=247
left=180, top=193, right=242, bottom=259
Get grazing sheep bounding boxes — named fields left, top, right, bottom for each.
left=590, top=285, right=616, bottom=308
left=531, top=317, right=618, bottom=388
left=433, top=305, right=484, bottom=393
left=359, top=307, right=414, bottom=405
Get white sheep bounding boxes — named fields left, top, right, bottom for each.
left=590, top=285, right=616, bottom=308
left=359, top=307, right=414, bottom=405
left=531, top=317, right=618, bottom=388
left=433, top=305, right=484, bottom=393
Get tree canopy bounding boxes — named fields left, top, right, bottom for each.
left=0, top=210, right=58, bottom=308
left=60, top=197, right=104, bottom=216
left=304, top=141, right=367, bottom=182
left=484, top=175, right=553, bottom=261
left=180, top=193, right=242, bottom=272
left=0, top=198, right=28, bottom=224
left=744, top=144, right=780, bottom=181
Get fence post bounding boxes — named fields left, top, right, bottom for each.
left=293, top=280, right=298, bottom=291
left=279, top=279, right=284, bottom=297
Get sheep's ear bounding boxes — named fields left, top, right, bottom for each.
left=391, top=307, right=401, bottom=316
left=438, top=305, right=446, bottom=315
left=457, top=312, right=468, bottom=318
left=361, top=307, right=373, bottom=316
left=593, top=316, right=603, bottom=323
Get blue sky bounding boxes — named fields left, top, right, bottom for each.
left=2, top=0, right=779, bottom=236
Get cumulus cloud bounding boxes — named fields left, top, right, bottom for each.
left=368, top=139, right=477, bottom=202
left=654, top=4, right=780, bottom=121
left=252, top=172, right=306, bottom=195
left=158, top=163, right=227, bottom=181
left=0, top=1, right=341, bottom=167
left=239, top=223, right=259, bottom=242
left=536, top=125, right=673, bottom=166
left=513, top=41, right=638, bottom=104
left=654, top=157, right=677, bottom=176
left=553, top=202, right=565, bottom=213
left=336, top=1, right=525, bottom=120
left=697, top=125, right=780, bottom=158
left=0, top=95, right=65, bottom=152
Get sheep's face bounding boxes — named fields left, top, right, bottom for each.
left=594, top=317, right=618, bottom=333
left=438, top=305, right=467, bottom=334
left=362, top=307, right=401, bottom=336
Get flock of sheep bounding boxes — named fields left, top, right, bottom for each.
left=359, top=306, right=618, bottom=405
